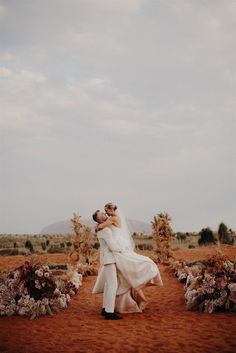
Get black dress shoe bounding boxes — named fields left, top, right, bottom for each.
left=104, top=312, right=123, bottom=320
left=101, top=308, right=119, bottom=316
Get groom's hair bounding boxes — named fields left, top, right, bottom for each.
left=92, top=210, right=100, bottom=222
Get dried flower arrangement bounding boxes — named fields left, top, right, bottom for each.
left=151, top=212, right=173, bottom=264
left=0, top=260, right=82, bottom=319
left=169, top=252, right=236, bottom=313
left=70, top=213, right=97, bottom=276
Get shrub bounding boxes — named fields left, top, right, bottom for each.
left=218, top=223, right=234, bottom=245
left=188, top=244, right=195, bottom=249
left=176, top=232, right=186, bottom=242
left=136, top=244, right=153, bottom=250
left=25, top=240, right=34, bottom=252
left=0, top=248, right=19, bottom=256
left=198, top=228, right=216, bottom=246
left=41, top=242, right=47, bottom=251
left=47, top=246, right=65, bottom=254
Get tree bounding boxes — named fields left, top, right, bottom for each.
left=41, top=242, right=47, bottom=251
left=176, top=232, right=186, bottom=242
left=198, top=228, right=216, bottom=246
left=218, top=223, right=234, bottom=245
left=25, top=240, right=34, bottom=252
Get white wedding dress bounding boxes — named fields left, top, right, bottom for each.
left=93, top=218, right=163, bottom=313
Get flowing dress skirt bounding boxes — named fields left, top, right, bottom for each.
left=92, top=251, right=163, bottom=313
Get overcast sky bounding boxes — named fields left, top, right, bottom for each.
left=0, top=0, right=235, bottom=234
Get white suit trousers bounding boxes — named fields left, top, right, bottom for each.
left=102, top=263, right=118, bottom=313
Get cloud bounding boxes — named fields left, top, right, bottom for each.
left=149, top=146, right=218, bottom=176
left=224, top=69, right=236, bottom=83
left=86, top=77, right=111, bottom=89
left=97, top=118, right=145, bottom=138
left=0, top=0, right=235, bottom=233
left=0, top=51, right=16, bottom=61
left=0, top=66, right=46, bottom=83
left=62, top=30, right=93, bottom=49
left=0, top=3, right=6, bottom=18
left=0, top=66, right=12, bottom=78
left=87, top=0, right=144, bottom=13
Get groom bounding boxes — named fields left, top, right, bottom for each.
left=92, top=210, right=123, bottom=320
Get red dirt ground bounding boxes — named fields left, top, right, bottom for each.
left=0, top=245, right=235, bottom=353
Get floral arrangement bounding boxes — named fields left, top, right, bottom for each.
left=0, top=260, right=82, bottom=319
left=151, top=212, right=173, bottom=263
left=169, top=252, right=236, bottom=313
left=70, top=213, right=97, bottom=276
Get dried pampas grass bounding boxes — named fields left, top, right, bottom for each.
left=151, top=212, right=173, bottom=264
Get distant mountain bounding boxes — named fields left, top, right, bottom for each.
left=40, top=218, right=152, bottom=235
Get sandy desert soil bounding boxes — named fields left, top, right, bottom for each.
left=0, top=245, right=235, bottom=353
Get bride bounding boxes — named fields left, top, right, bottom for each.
left=93, top=202, right=163, bottom=313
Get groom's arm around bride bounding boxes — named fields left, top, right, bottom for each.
left=92, top=210, right=123, bottom=320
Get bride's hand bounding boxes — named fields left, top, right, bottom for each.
left=95, top=224, right=101, bottom=232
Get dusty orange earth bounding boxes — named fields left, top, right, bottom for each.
left=0, top=245, right=236, bottom=353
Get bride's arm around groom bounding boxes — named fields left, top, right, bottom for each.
left=92, top=206, right=163, bottom=294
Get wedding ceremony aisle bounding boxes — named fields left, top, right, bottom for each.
left=0, top=247, right=235, bottom=353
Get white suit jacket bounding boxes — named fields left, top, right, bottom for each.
left=97, top=227, right=123, bottom=265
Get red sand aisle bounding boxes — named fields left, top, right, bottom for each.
left=0, top=246, right=235, bottom=353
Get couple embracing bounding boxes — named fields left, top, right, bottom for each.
left=92, top=203, right=163, bottom=320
